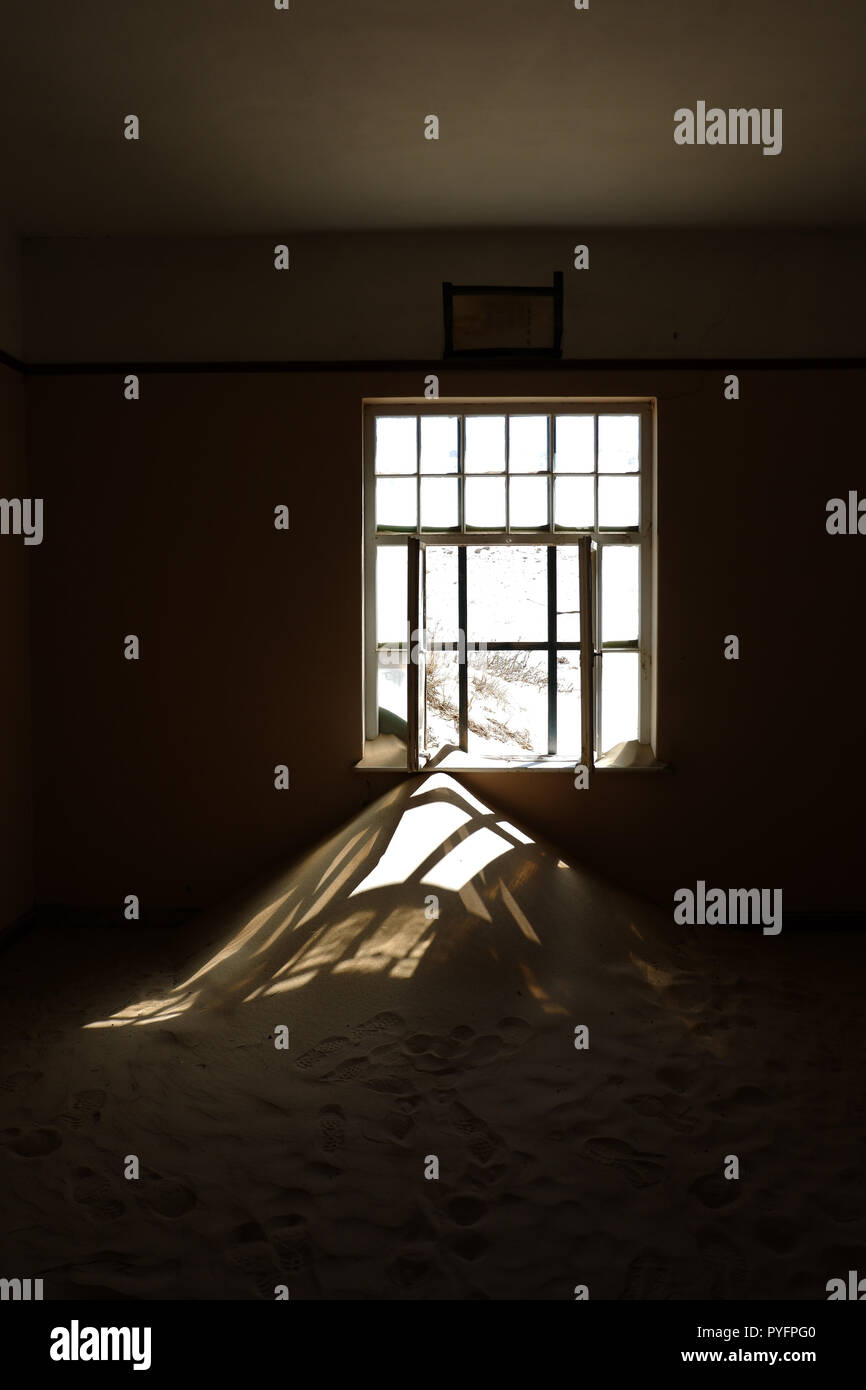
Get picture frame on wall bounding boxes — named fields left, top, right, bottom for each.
left=442, top=271, right=563, bottom=358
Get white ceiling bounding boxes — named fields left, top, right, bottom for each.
left=1, top=0, right=864, bottom=235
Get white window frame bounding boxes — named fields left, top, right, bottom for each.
left=362, top=398, right=657, bottom=770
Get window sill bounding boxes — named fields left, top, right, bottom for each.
left=355, top=738, right=670, bottom=774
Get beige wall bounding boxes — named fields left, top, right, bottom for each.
left=0, top=361, right=33, bottom=928
left=26, top=363, right=865, bottom=914
left=23, top=229, right=866, bottom=363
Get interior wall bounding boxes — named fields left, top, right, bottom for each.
left=0, top=218, right=22, bottom=360
left=26, top=363, right=864, bottom=915
left=23, top=228, right=866, bottom=363
left=0, top=359, right=33, bottom=928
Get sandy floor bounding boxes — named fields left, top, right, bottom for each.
left=1, top=772, right=864, bottom=1300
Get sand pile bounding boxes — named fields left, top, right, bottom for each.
left=1, top=772, right=864, bottom=1299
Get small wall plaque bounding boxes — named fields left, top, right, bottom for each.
left=443, top=272, right=563, bottom=358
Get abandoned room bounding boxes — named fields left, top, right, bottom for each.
left=1, top=0, right=865, bottom=1310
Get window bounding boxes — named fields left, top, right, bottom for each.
left=362, top=401, right=656, bottom=771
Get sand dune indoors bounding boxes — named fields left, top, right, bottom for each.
left=1, top=774, right=864, bottom=1300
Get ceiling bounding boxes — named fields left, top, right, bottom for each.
left=1, top=0, right=865, bottom=236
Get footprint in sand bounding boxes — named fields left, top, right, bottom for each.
left=227, top=1227, right=283, bottom=1299
left=631, top=1093, right=698, bottom=1132
left=0, top=1070, right=43, bottom=1093
left=323, top=1057, right=370, bottom=1083
left=0, top=1126, right=62, bottom=1157
left=294, top=1036, right=351, bottom=1071
left=752, top=1216, right=799, bottom=1254
left=361, top=1110, right=414, bottom=1147
left=60, top=1088, right=107, bottom=1129
left=447, top=1195, right=486, bottom=1226
left=449, top=1229, right=490, bottom=1261
left=138, top=1174, right=196, bottom=1218
left=348, top=1011, right=405, bottom=1041
left=267, top=1214, right=311, bottom=1274
left=689, top=1173, right=740, bottom=1209
left=72, top=1169, right=124, bottom=1222
left=655, top=1065, right=692, bottom=1094
left=582, top=1137, right=664, bottom=1188
left=318, top=1105, right=346, bottom=1153
left=622, top=1253, right=699, bottom=1299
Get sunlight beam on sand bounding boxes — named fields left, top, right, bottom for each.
left=421, top=827, right=513, bottom=892
left=350, top=802, right=471, bottom=895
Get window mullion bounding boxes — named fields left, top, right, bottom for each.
left=458, top=545, right=468, bottom=752
left=547, top=546, right=557, bottom=755
left=579, top=536, right=595, bottom=773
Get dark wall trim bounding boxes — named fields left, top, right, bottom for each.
left=20, top=355, right=866, bottom=376
left=0, top=346, right=24, bottom=372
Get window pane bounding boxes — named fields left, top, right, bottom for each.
left=508, top=415, right=548, bottom=472
left=598, top=476, right=639, bottom=527
left=375, top=416, right=417, bottom=474
left=420, top=416, right=458, bottom=474
left=425, top=650, right=459, bottom=754
left=376, top=546, right=406, bottom=643
left=600, top=651, right=639, bottom=753
left=467, top=649, right=547, bottom=759
left=376, top=476, right=417, bottom=530
left=421, top=477, right=458, bottom=530
left=598, top=414, right=640, bottom=473
left=554, top=415, right=594, bottom=472
left=465, top=476, right=506, bottom=529
left=509, top=475, right=548, bottom=529
left=555, top=475, right=594, bottom=529
left=556, top=652, right=581, bottom=759
left=425, top=546, right=459, bottom=643
left=556, top=546, right=581, bottom=641
left=378, top=656, right=407, bottom=724
left=464, top=416, right=506, bottom=473
left=601, top=545, right=639, bottom=643
left=467, top=545, right=547, bottom=641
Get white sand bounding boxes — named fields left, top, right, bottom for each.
left=1, top=772, right=864, bottom=1300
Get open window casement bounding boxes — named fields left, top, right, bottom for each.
left=403, top=534, right=598, bottom=774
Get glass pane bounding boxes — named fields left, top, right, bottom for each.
left=598, top=414, right=639, bottom=473
left=556, top=652, right=581, bottom=759
left=378, top=657, right=407, bottom=724
left=467, top=649, right=547, bottom=759
left=376, top=476, right=417, bottom=530
left=598, top=475, right=639, bottom=528
left=467, top=545, right=547, bottom=642
left=465, top=416, right=506, bottom=473
left=509, top=475, right=548, bottom=529
left=420, top=416, right=458, bottom=474
left=425, top=546, right=458, bottom=643
left=465, top=476, right=506, bottom=529
left=601, top=545, right=639, bottom=643
left=375, top=416, right=417, bottom=474
left=555, top=475, right=594, bottom=529
left=508, top=415, right=548, bottom=472
left=376, top=545, right=407, bottom=644
left=600, top=651, right=639, bottom=754
left=425, top=650, right=459, bottom=754
left=421, top=477, right=458, bottom=530
left=556, top=546, right=581, bottom=641
left=554, top=415, right=594, bottom=472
